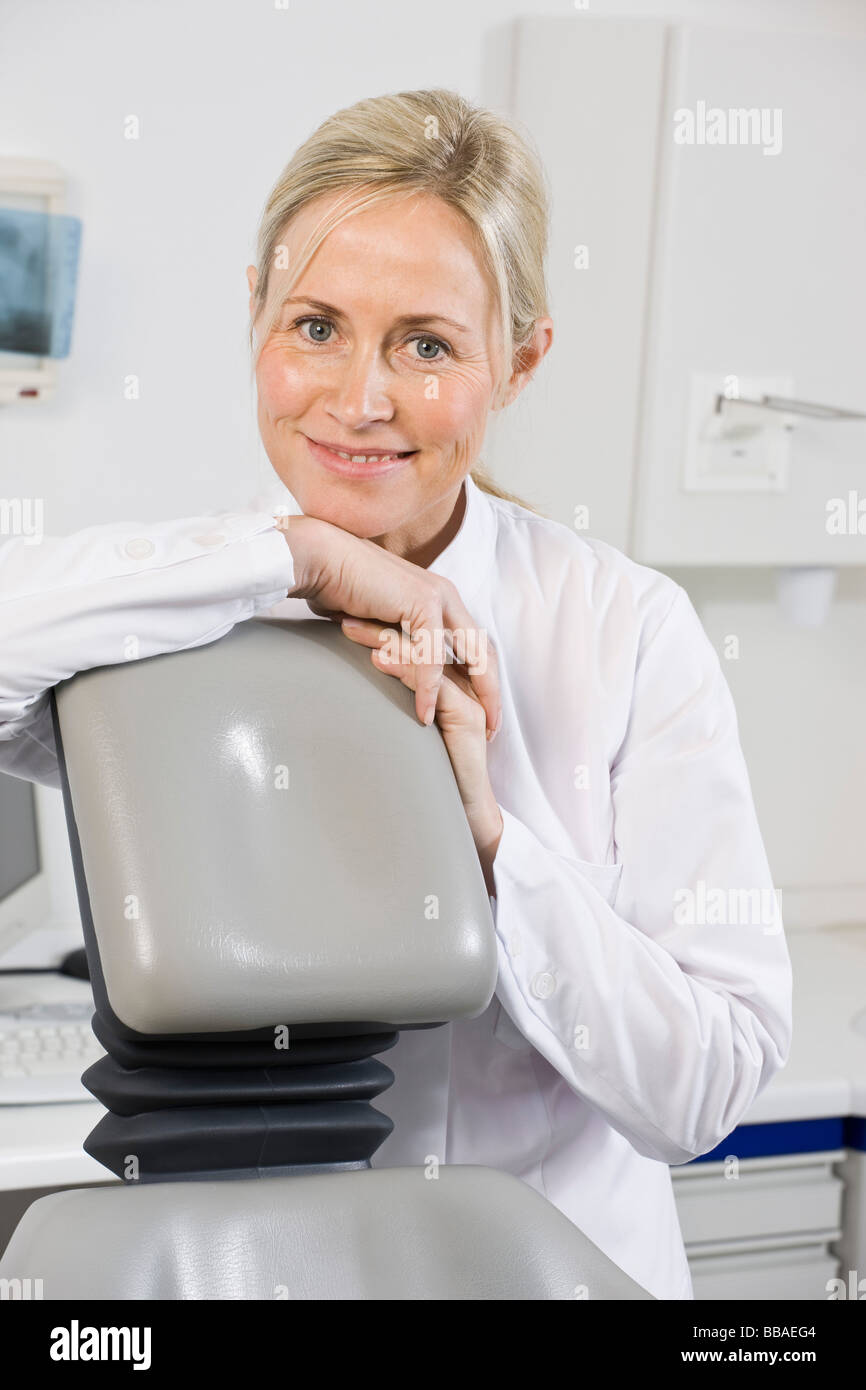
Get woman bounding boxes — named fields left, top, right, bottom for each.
left=0, top=89, right=792, bottom=1300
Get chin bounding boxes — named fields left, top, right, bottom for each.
left=284, top=472, right=416, bottom=539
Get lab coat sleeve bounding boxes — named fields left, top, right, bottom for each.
left=0, top=509, right=295, bottom=789
left=489, top=583, right=793, bottom=1166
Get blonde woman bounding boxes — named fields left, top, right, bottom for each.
left=0, top=89, right=792, bottom=1301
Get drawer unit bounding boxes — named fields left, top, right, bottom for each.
left=684, top=1243, right=842, bottom=1302
left=671, top=1150, right=845, bottom=1300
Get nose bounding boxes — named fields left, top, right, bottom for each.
left=325, top=344, right=395, bottom=432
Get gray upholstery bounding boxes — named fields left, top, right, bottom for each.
left=53, top=618, right=497, bottom=1034
left=0, top=617, right=656, bottom=1299
left=0, top=1167, right=653, bottom=1300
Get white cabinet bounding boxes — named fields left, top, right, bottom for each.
left=507, top=18, right=866, bottom=566
left=671, top=1150, right=846, bottom=1300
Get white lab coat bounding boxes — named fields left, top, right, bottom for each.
left=0, top=472, right=793, bottom=1300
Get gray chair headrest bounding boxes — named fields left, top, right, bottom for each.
left=54, top=618, right=497, bottom=1037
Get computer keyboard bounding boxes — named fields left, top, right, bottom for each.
left=0, top=989, right=105, bottom=1104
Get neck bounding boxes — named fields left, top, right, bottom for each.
left=374, top=477, right=467, bottom=569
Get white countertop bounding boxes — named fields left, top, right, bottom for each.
left=744, top=922, right=866, bottom=1124
left=0, top=1100, right=109, bottom=1191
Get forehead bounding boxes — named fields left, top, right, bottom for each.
left=274, top=190, right=492, bottom=323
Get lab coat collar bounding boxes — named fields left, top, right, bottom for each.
left=254, top=469, right=497, bottom=604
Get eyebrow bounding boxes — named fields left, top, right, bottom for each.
left=278, top=295, right=472, bottom=335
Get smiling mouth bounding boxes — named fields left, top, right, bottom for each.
left=308, top=436, right=417, bottom=464
left=330, top=448, right=412, bottom=463
left=305, top=436, right=418, bottom=466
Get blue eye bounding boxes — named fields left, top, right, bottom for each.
left=295, top=316, right=333, bottom=343
left=291, top=317, right=451, bottom=360
left=407, top=334, right=451, bottom=361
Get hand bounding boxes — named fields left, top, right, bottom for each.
left=278, top=512, right=501, bottom=738
left=339, top=617, right=504, bottom=893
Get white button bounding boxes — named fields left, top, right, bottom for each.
left=192, top=532, right=226, bottom=547
left=530, top=971, right=556, bottom=1000
left=124, top=537, right=155, bottom=560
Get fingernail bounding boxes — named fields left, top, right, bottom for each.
left=424, top=705, right=435, bottom=726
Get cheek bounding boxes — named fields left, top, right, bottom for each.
left=256, top=346, right=313, bottom=415
left=418, top=373, right=490, bottom=446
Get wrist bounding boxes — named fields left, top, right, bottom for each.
left=463, top=795, right=503, bottom=894
left=275, top=514, right=320, bottom=599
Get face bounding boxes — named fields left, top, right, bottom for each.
left=247, top=190, right=550, bottom=559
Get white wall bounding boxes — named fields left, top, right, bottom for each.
left=1, top=0, right=863, bottom=931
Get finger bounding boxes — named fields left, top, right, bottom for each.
left=340, top=617, right=394, bottom=649
left=371, top=646, right=475, bottom=722
left=402, top=592, right=446, bottom=726
left=370, top=646, right=417, bottom=686
left=372, top=646, right=479, bottom=705
left=438, top=664, right=475, bottom=701
left=437, top=587, right=501, bottom=737
left=338, top=601, right=493, bottom=736
left=370, top=645, right=433, bottom=714
left=368, top=622, right=440, bottom=722
left=339, top=585, right=447, bottom=729
left=341, top=617, right=439, bottom=726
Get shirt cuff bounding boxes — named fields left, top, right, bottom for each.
left=244, top=517, right=296, bottom=606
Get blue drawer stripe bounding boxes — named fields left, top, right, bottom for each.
left=684, top=1115, right=866, bottom=1164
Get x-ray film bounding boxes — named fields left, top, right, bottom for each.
left=0, top=207, right=82, bottom=359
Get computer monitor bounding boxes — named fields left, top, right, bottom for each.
left=0, top=771, right=82, bottom=970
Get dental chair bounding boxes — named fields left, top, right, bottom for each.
left=0, top=618, right=653, bottom=1300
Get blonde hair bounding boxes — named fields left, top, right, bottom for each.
left=249, top=88, right=551, bottom=514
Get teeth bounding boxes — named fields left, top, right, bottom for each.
left=333, top=449, right=403, bottom=463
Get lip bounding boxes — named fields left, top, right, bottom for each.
left=304, top=435, right=417, bottom=479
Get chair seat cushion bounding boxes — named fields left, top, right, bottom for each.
left=0, top=1164, right=653, bottom=1300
